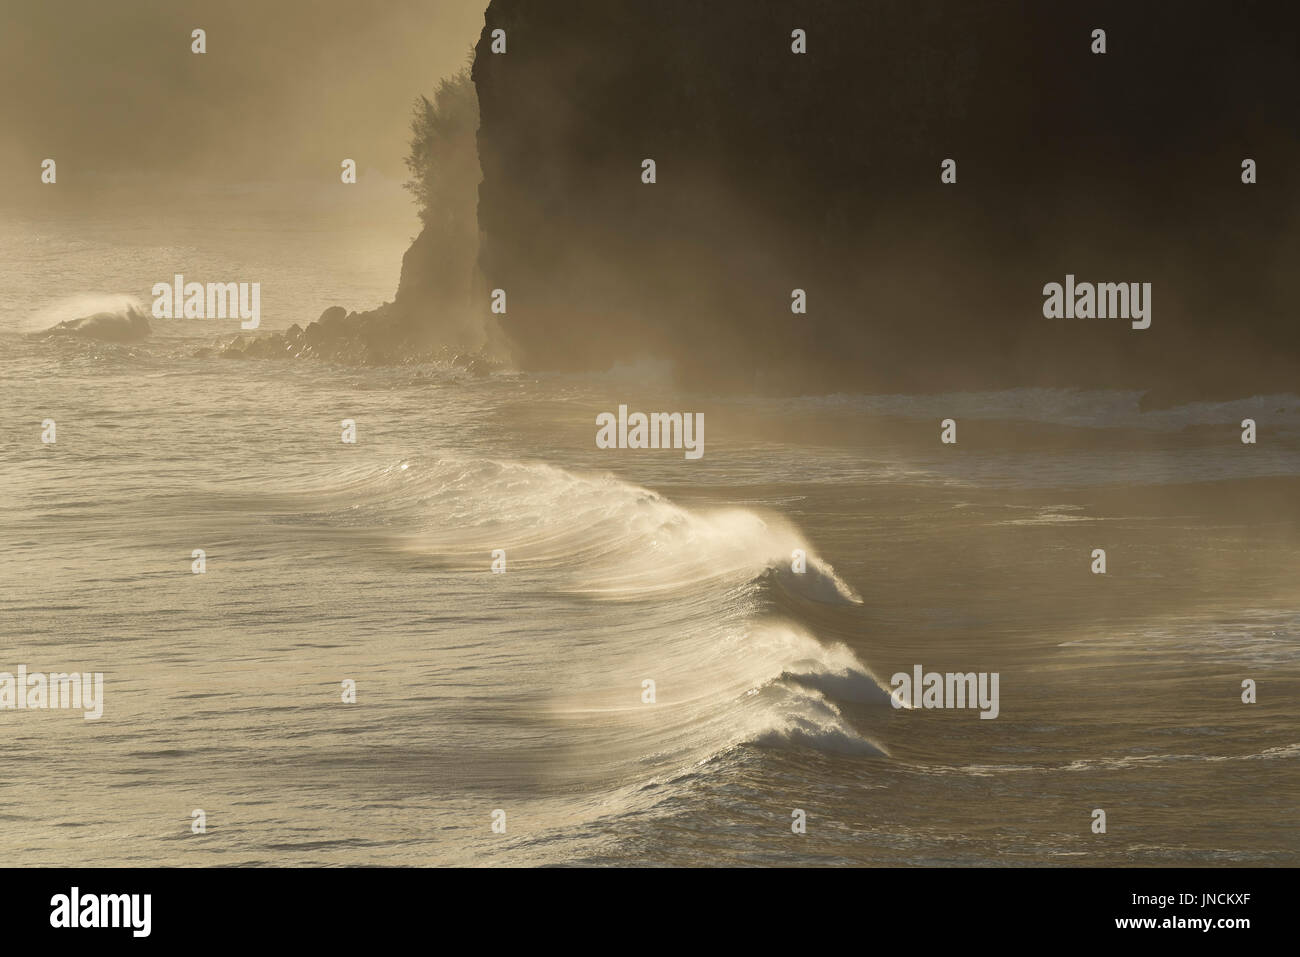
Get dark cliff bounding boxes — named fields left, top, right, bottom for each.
left=471, top=0, right=1300, bottom=397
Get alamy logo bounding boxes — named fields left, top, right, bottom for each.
left=890, top=665, right=1000, bottom=719
left=0, top=666, right=103, bottom=719
left=152, top=274, right=260, bottom=329
left=1042, top=274, right=1151, bottom=329
left=50, top=888, right=150, bottom=937
left=596, top=404, right=704, bottom=460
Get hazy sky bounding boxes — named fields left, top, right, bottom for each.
left=0, top=0, right=486, bottom=207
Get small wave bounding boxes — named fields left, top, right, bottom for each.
left=760, top=562, right=862, bottom=606
left=24, top=293, right=148, bottom=338
left=779, top=663, right=896, bottom=706
left=746, top=678, right=888, bottom=756
left=285, top=456, right=862, bottom=604
left=790, top=386, right=1300, bottom=432
left=905, top=742, right=1299, bottom=777
left=267, top=454, right=888, bottom=765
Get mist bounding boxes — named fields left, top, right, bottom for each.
left=0, top=0, right=485, bottom=212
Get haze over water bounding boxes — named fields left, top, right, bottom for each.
left=2, top=0, right=1298, bottom=868
left=2, top=206, right=1297, bottom=866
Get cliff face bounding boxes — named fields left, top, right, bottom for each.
left=222, top=72, right=488, bottom=368
left=471, top=0, right=1300, bottom=395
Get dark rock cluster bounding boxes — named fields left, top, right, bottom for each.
left=204, top=306, right=496, bottom=376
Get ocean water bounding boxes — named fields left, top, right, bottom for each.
left=1, top=209, right=1297, bottom=866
